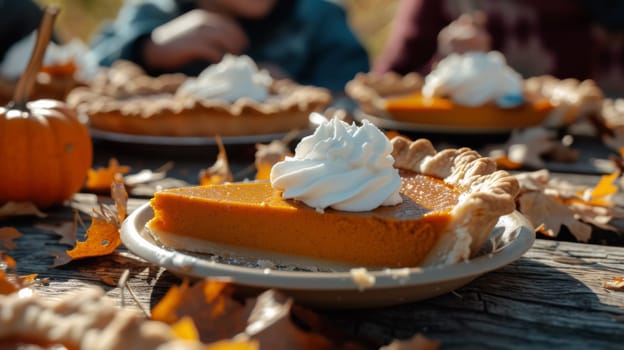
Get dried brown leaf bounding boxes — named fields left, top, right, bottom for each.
left=124, top=161, right=174, bottom=186
left=170, top=316, right=200, bottom=341
left=0, top=227, right=21, bottom=250
left=514, top=169, right=550, bottom=193
left=517, top=191, right=592, bottom=241
left=65, top=214, right=121, bottom=260
left=603, top=276, right=624, bottom=291
left=111, top=174, right=128, bottom=222
left=200, top=136, right=233, bottom=185
left=581, top=171, right=620, bottom=206
left=486, top=127, right=557, bottom=168
left=34, top=210, right=79, bottom=246
left=63, top=179, right=128, bottom=263
left=0, top=201, right=46, bottom=218
left=254, top=140, right=292, bottom=180
left=380, top=333, right=441, bottom=350
left=50, top=249, right=72, bottom=267
left=205, top=339, right=260, bottom=350
left=514, top=169, right=624, bottom=241
left=85, top=158, right=131, bottom=192
left=68, top=193, right=100, bottom=216
left=153, top=280, right=369, bottom=349
left=0, top=253, right=41, bottom=294
left=151, top=280, right=250, bottom=343
left=567, top=201, right=624, bottom=232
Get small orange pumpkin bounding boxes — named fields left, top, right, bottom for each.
left=0, top=7, right=92, bottom=209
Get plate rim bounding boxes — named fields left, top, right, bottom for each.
left=121, top=202, right=535, bottom=292
left=88, top=113, right=327, bottom=146
left=89, top=127, right=314, bottom=146
left=353, top=109, right=519, bottom=134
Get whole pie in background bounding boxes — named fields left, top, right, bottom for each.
left=347, top=52, right=603, bottom=131
left=67, top=56, right=332, bottom=137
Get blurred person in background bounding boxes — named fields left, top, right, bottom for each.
left=90, top=0, right=370, bottom=93
left=373, top=0, right=624, bottom=97
left=0, top=0, right=44, bottom=63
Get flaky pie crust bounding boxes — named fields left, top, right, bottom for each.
left=390, top=136, right=520, bottom=265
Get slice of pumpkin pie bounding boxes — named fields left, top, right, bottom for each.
left=147, top=116, right=519, bottom=268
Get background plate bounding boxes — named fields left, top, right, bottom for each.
left=353, top=109, right=521, bottom=134
left=89, top=113, right=329, bottom=146
left=121, top=202, right=535, bottom=308
left=90, top=127, right=314, bottom=146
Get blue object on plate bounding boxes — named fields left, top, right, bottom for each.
left=496, top=93, right=525, bottom=108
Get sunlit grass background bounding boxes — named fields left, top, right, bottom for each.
left=35, top=0, right=397, bottom=63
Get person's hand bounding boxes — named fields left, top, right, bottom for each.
left=437, top=12, right=491, bottom=56
left=142, top=9, right=248, bottom=70
left=257, top=62, right=290, bottom=80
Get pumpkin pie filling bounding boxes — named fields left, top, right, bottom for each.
left=149, top=172, right=459, bottom=268
left=383, top=92, right=554, bottom=129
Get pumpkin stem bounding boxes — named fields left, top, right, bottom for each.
left=11, top=6, right=59, bottom=108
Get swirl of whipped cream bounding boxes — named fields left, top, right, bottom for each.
left=422, top=51, right=524, bottom=108
left=176, top=54, right=272, bottom=103
left=270, top=116, right=402, bottom=212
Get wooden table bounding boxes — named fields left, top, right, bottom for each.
left=5, top=138, right=624, bottom=349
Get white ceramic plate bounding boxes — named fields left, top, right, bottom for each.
left=89, top=127, right=314, bottom=146
left=121, top=202, right=535, bottom=308
left=89, top=113, right=329, bottom=146
left=353, top=109, right=519, bottom=134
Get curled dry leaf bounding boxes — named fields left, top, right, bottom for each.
left=151, top=280, right=250, bottom=343
left=152, top=279, right=372, bottom=349
left=0, top=227, right=21, bottom=250
left=514, top=170, right=624, bottom=241
left=34, top=210, right=80, bottom=246
left=485, top=127, right=578, bottom=169
left=63, top=176, right=128, bottom=262
left=111, top=174, right=128, bottom=222
left=380, top=333, right=440, bottom=350
left=0, top=251, right=41, bottom=295
left=603, top=276, right=624, bottom=291
left=124, top=161, right=174, bottom=187
left=200, top=136, right=233, bottom=186
left=254, top=139, right=293, bottom=180
left=85, top=158, right=131, bottom=192
left=517, top=191, right=592, bottom=241
left=65, top=205, right=122, bottom=260
left=0, top=201, right=46, bottom=219
left=124, top=162, right=188, bottom=197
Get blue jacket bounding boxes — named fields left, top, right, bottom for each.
left=90, top=0, right=370, bottom=93
left=0, top=0, right=44, bottom=62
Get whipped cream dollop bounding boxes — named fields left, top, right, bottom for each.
left=177, top=54, right=272, bottom=103
left=422, top=51, right=524, bottom=108
left=0, top=31, right=99, bottom=81
left=270, top=116, right=402, bottom=212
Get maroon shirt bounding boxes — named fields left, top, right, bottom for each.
left=373, top=0, right=624, bottom=97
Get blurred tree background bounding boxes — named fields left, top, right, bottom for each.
left=35, top=0, right=397, bottom=64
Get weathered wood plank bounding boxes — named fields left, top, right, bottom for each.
left=322, top=240, right=624, bottom=349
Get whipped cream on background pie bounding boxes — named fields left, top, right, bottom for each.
left=422, top=51, right=525, bottom=108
